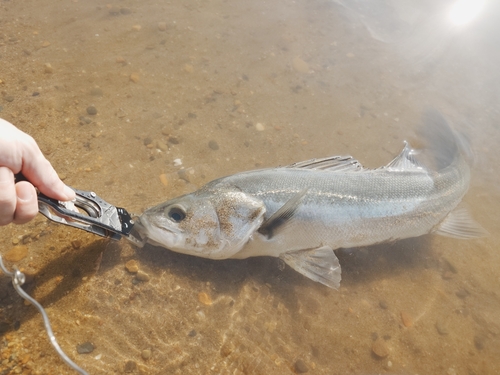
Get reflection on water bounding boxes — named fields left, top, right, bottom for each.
left=1, top=0, right=499, bottom=374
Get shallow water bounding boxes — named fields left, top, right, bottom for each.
left=1, top=0, right=499, bottom=374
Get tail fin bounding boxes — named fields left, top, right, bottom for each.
left=419, top=109, right=464, bottom=170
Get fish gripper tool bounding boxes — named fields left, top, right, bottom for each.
left=15, top=173, right=135, bottom=241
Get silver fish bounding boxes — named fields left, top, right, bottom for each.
left=136, top=111, right=486, bottom=288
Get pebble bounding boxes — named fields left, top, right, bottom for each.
left=400, top=311, right=413, bottom=327
left=71, top=240, right=82, bottom=250
left=198, top=292, right=213, bottom=306
left=292, top=57, right=310, bottom=74
left=4, top=95, right=14, bottom=102
left=41, top=40, right=51, bottom=47
left=177, top=168, right=190, bottom=183
left=294, top=359, right=309, bottom=373
left=208, top=140, right=219, bottom=150
left=441, top=257, right=458, bottom=273
left=143, top=137, right=153, bottom=146
left=124, top=360, right=137, bottom=372
left=158, top=22, right=167, bottom=31
left=379, top=300, right=388, bottom=310
left=196, top=310, right=207, bottom=319
left=220, top=342, right=234, bottom=357
left=173, top=158, right=182, bottom=167
left=130, top=72, right=140, bottom=83
left=79, top=116, right=92, bottom=125
left=183, top=64, right=194, bottom=73
left=456, top=289, right=469, bottom=299
left=86, top=106, right=97, bottom=115
left=474, top=335, right=486, bottom=350
left=141, top=349, right=151, bottom=360
left=3, top=245, right=28, bottom=262
left=156, top=140, right=168, bottom=151
left=108, top=6, right=121, bottom=16
left=132, top=25, right=142, bottom=31
left=135, top=270, right=150, bottom=282
left=435, top=319, right=449, bottom=335
left=90, top=88, right=103, bottom=97
left=125, top=260, right=139, bottom=273
left=255, top=122, right=265, bottom=131
left=372, top=338, right=389, bottom=358
left=168, top=136, right=179, bottom=144
left=159, top=173, right=169, bottom=186
left=44, top=63, right=53, bottom=73
left=76, top=342, right=95, bottom=354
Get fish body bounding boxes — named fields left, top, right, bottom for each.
left=136, top=111, right=485, bottom=288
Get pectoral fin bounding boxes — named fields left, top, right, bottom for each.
left=434, top=207, right=488, bottom=239
left=258, top=189, right=307, bottom=238
left=279, top=246, right=341, bottom=289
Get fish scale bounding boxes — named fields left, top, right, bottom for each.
left=217, top=162, right=465, bottom=258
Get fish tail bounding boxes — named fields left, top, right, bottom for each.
left=419, top=109, right=471, bottom=170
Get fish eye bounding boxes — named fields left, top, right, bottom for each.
left=166, top=205, right=186, bottom=223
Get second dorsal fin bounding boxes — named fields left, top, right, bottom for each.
left=384, top=141, right=423, bottom=171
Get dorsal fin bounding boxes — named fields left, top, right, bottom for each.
left=384, top=141, right=423, bottom=171
left=287, top=155, right=364, bottom=172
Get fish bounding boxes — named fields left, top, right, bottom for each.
left=135, top=110, right=487, bottom=288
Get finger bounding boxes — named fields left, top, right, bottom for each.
left=13, top=181, right=39, bottom=224
left=0, top=166, right=16, bottom=226
left=20, top=140, right=75, bottom=201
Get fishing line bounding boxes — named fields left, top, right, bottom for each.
left=0, top=255, right=89, bottom=375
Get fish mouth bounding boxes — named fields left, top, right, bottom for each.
left=137, top=214, right=185, bottom=248
left=138, top=211, right=182, bottom=233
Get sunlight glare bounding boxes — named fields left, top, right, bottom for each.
left=449, top=0, right=485, bottom=26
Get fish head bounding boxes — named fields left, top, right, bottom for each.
left=137, top=190, right=266, bottom=259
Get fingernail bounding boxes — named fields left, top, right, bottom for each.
left=63, top=185, right=76, bottom=200
left=17, top=186, right=34, bottom=202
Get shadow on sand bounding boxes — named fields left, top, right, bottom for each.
left=1, top=232, right=438, bottom=336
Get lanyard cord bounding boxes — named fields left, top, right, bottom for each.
left=0, top=255, right=89, bottom=375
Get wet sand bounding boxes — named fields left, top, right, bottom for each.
left=1, top=0, right=500, bottom=374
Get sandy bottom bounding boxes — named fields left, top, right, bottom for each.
left=1, top=0, right=500, bottom=374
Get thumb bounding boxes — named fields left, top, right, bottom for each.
left=13, top=181, right=39, bottom=224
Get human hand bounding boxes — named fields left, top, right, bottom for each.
left=0, top=118, right=75, bottom=225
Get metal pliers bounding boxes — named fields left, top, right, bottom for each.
left=15, top=174, right=144, bottom=246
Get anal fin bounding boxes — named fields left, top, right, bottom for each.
left=434, top=207, right=488, bottom=239
left=279, top=246, right=341, bottom=289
